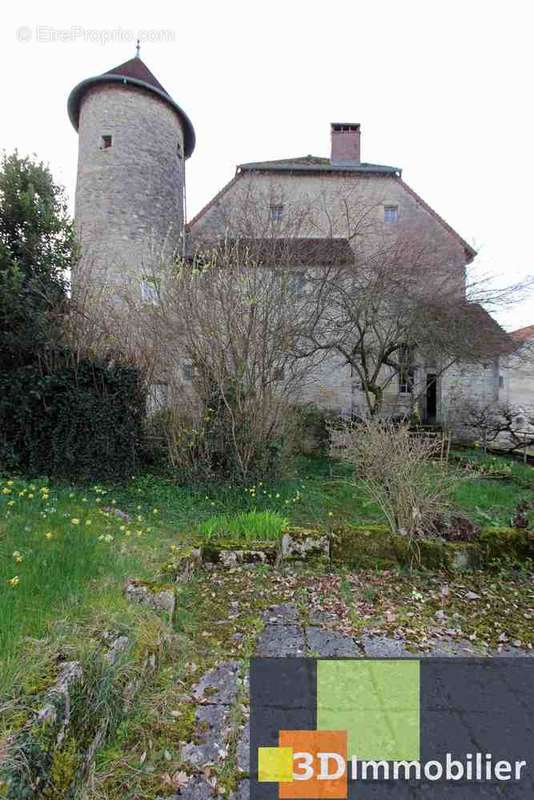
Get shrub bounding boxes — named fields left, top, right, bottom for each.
left=0, top=352, right=146, bottom=481
left=145, top=391, right=296, bottom=484
left=333, top=419, right=459, bottom=541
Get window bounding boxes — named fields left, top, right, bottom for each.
left=398, top=344, right=415, bottom=394
left=384, top=205, right=399, bottom=223
left=499, top=375, right=504, bottom=388
left=100, top=135, right=112, bottom=149
left=183, top=363, right=198, bottom=381
left=148, top=383, right=168, bottom=412
left=140, top=278, right=159, bottom=305
left=399, top=370, right=415, bottom=394
left=270, top=204, right=284, bottom=223
left=273, top=366, right=285, bottom=382
left=288, top=271, right=306, bottom=295
left=177, top=141, right=182, bottom=158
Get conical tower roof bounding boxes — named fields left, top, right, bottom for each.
left=67, top=54, right=195, bottom=158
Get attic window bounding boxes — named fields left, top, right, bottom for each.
left=384, top=205, right=399, bottom=223
left=100, top=135, right=112, bottom=150
left=270, top=204, right=284, bottom=223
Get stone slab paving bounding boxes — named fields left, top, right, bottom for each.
left=360, top=633, right=409, bottom=657
left=255, top=624, right=306, bottom=657
left=305, top=626, right=360, bottom=656
left=191, top=660, right=240, bottom=705
left=180, top=661, right=243, bottom=773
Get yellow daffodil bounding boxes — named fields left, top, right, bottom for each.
left=71, top=518, right=80, bottom=525
left=45, top=532, right=53, bottom=540
left=8, top=576, right=20, bottom=587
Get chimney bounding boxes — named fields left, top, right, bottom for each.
left=330, top=122, right=361, bottom=165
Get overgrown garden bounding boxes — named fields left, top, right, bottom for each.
left=0, top=153, right=533, bottom=798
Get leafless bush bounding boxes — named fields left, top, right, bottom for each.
left=333, top=419, right=459, bottom=539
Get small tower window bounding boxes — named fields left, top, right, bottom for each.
left=270, top=204, right=284, bottom=223
left=100, top=135, right=112, bottom=150
left=177, top=141, right=182, bottom=159
left=384, top=205, right=399, bottom=223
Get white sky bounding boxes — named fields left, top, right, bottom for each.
left=2, top=0, right=533, bottom=331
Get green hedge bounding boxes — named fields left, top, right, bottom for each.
left=0, top=354, right=146, bottom=481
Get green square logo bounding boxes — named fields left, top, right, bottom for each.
left=317, top=660, right=420, bottom=761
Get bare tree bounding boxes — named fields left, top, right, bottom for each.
left=450, top=395, right=534, bottom=455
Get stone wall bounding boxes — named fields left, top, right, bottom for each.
left=503, top=345, right=534, bottom=416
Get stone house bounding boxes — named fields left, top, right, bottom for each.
left=188, top=124, right=509, bottom=423
left=68, top=54, right=510, bottom=426
left=502, top=325, right=534, bottom=421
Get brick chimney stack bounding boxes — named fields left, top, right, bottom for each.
left=330, top=123, right=361, bottom=165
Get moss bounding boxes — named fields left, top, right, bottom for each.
left=332, top=525, right=491, bottom=571
left=174, top=703, right=197, bottom=743
left=283, top=526, right=322, bottom=541
left=129, top=578, right=176, bottom=594
left=331, top=525, right=402, bottom=569
left=44, top=736, right=79, bottom=799
left=479, top=527, right=534, bottom=563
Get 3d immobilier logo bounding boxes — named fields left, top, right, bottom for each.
left=249, top=658, right=534, bottom=799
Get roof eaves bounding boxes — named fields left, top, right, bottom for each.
left=68, top=70, right=196, bottom=158
left=237, top=162, right=401, bottom=176
left=399, top=178, right=477, bottom=262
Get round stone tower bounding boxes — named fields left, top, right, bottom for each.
left=68, top=52, right=195, bottom=294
